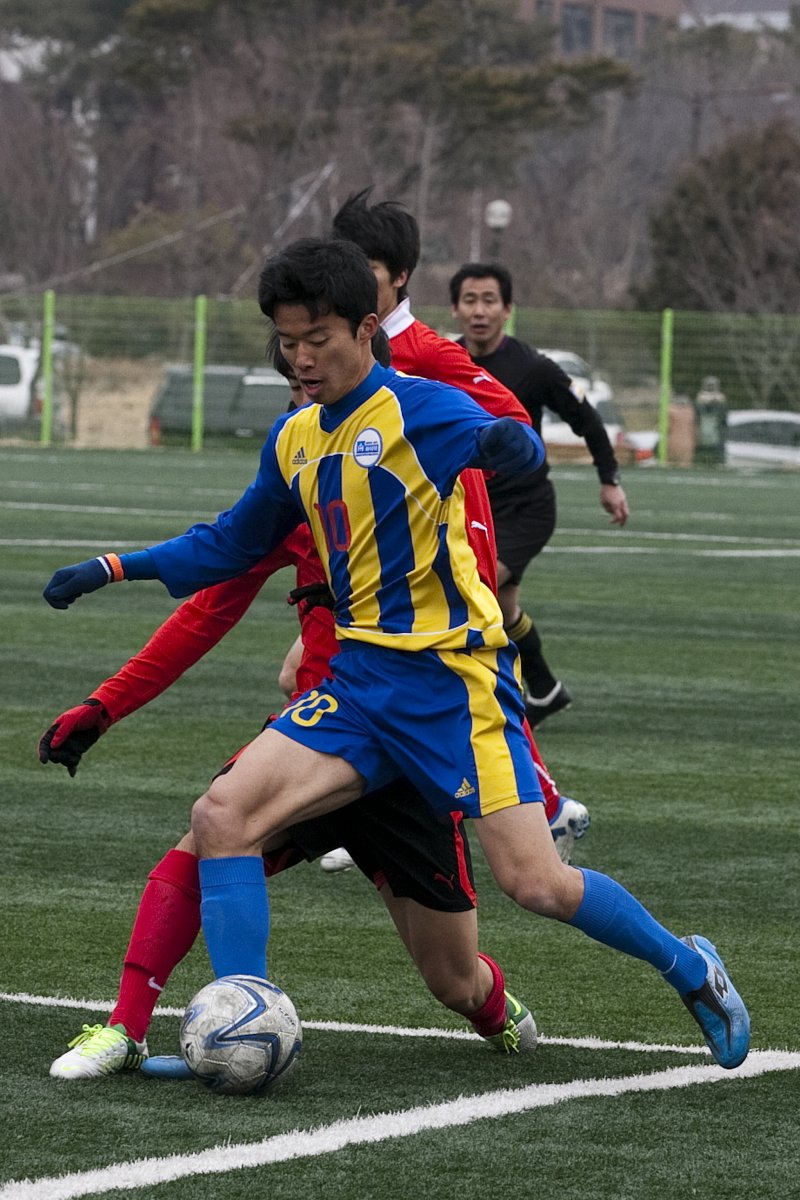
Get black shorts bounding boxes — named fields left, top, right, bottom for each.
left=489, top=478, right=557, bottom=584
left=214, top=754, right=477, bottom=913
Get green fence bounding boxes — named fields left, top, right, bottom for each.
left=2, top=292, right=799, bottom=452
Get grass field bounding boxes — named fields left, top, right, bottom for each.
left=1, top=447, right=799, bottom=1200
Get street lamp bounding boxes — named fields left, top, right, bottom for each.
left=485, top=199, right=512, bottom=259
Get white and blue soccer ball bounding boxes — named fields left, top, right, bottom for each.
left=180, top=975, right=302, bottom=1095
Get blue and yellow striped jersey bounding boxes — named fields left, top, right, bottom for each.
left=146, top=363, right=521, bottom=652
left=271, top=367, right=504, bottom=651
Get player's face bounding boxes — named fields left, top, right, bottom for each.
left=275, top=304, right=378, bottom=407
left=368, top=259, right=409, bottom=321
left=452, top=276, right=511, bottom=355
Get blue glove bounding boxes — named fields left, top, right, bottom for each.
left=43, top=557, right=113, bottom=609
left=477, top=417, right=544, bottom=475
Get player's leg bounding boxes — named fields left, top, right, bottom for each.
left=494, top=480, right=570, bottom=726
left=376, top=643, right=749, bottom=1070
left=192, top=695, right=390, bottom=981
left=474, top=803, right=749, bottom=1067
left=323, top=780, right=536, bottom=1054
left=382, top=895, right=536, bottom=1053
left=50, top=832, right=200, bottom=1080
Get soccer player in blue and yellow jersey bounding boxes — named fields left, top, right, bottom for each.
left=44, top=238, right=750, bottom=1071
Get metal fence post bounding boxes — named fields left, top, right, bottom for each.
left=658, top=307, right=673, bottom=466
left=40, top=289, right=55, bottom=447
left=191, top=294, right=207, bottom=453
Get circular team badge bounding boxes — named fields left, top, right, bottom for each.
left=353, top=427, right=383, bottom=468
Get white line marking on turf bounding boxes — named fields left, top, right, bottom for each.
left=4, top=538, right=800, bottom=560
left=0, top=501, right=194, bottom=518
left=544, top=547, right=800, bottom=558
left=0, top=991, right=709, bottom=1054
left=2, top=1052, right=798, bottom=1200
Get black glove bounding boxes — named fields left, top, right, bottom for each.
left=43, top=557, right=113, bottom=609
left=287, top=582, right=335, bottom=613
left=478, top=418, right=543, bottom=475
left=38, top=699, right=112, bottom=777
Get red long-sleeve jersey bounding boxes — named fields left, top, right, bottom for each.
left=383, top=299, right=531, bottom=426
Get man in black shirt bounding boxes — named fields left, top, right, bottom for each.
left=449, top=262, right=629, bottom=727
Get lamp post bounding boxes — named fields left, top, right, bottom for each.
left=485, top=199, right=512, bottom=260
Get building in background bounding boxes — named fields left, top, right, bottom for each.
left=517, top=0, right=794, bottom=55
left=517, top=0, right=683, bottom=56
left=680, top=0, right=794, bottom=31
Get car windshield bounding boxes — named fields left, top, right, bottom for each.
left=595, top=398, right=620, bottom=425
left=0, top=355, right=22, bottom=386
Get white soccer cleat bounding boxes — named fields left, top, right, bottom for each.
left=49, top=1023, right=148, bottom=1080
left=319, top=846, right=355, bottom=873
left=548, top=796, right=590, bottom=864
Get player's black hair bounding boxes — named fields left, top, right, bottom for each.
left=258, top=237, right=378, bottom=334
left=448, top=262, right=513, bottom=307
left=331, top=188, right=420, bottom=296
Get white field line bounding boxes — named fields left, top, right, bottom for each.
left=0, top=990, right=709, bottom=1055
left=0, top=501, right=194, bottom=518
left=4, top=500, right=800, bottom=546
left=544, top=547, right=800, bottom=558
left=4, top=536, right=800, bottom=560
left=2, top=1051, right=798, bottom=1200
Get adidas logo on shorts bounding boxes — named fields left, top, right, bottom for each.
left=454, top=778, right=476, bottom=799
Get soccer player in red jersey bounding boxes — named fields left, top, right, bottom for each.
left=330, top=190, right=589, bottom=849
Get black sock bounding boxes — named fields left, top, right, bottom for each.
left=505, top=610, right=558, bottom=697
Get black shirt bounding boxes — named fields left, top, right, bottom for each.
left=459, top=335, right=620, bottom=495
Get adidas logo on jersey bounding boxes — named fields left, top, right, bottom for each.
left=454, top=778, right=476, bottom=799
left=292, top=447, right=308, bottom=465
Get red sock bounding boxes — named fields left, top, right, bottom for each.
left=109, top=849, right=201, bottom=1043
left=524, top=718, right=560, bottom=823
left=466, top=953, right=508, bottom=1038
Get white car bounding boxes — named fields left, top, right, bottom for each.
left=0, top=344, right=40, bottom=426
left=725, top=410, right=800, bottom=469
left=538, top=349, right=658, bottom=461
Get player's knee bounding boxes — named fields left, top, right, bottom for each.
left=191, top=785, right=242, bottom=856
left=502, top=862, right=580, bottom=921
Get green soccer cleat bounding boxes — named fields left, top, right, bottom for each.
left=49, top=1023, right=148, bottom=1080
left=483, top=991, right=538, bottom=1054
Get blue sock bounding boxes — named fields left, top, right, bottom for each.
left=569, top=868, right=706, bottom=995
left=199, top=856, right=270, bottom=980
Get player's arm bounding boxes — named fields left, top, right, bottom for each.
left=43, top=430, right=300, bottom=609
left=404, top=380, right=544, bottom=487
left=415, top=331, right=532, bottom=425
left=38, top=547, right=295, bottom=774
left=534, top=353, right=629, bottom=526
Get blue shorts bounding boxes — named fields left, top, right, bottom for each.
left=270, top=640, right=543, bottom=819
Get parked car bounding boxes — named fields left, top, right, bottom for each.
left=725, top=409, right=800, bottom=469
left=148, top=365, right=291, bottom=445
left=0, top=344, right=40, bottom=429
left=538, top=349, right=658, bottom=462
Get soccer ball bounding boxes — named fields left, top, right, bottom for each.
left=180, top=975, right=302, bottom=1095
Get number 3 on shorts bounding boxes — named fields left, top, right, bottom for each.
left=284, top=689, right=340, bottom=727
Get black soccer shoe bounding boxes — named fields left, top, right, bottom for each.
left=525, top=681, right=572, bottom=729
